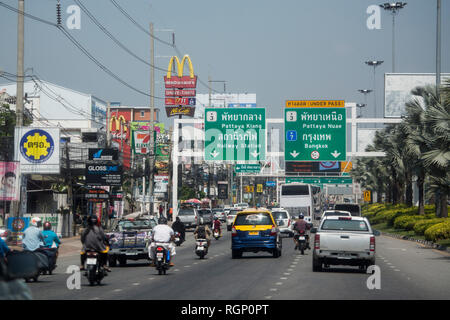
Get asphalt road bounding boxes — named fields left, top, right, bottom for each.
left=27, top=227, right=450, bottom=300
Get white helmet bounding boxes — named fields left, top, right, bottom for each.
left=31, top=217, right=42, bottom=227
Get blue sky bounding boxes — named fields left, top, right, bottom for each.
left=0, top=0, right=448, bottom=125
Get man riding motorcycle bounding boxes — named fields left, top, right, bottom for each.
left=193, top=220, right=212, bottom=248
left=149, top=216, right=176, bottom=267
left=293, top=214, right=311, bottom=250
left=80, top=215, right=110, bottom=272
left=212, top=217, right=222, bottom=237
left=22, top=217, right=45, bottom=252
left=171, top=216, right=186, bottom=243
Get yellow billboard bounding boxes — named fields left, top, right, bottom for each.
left=285, top=100, right=345, bottom=108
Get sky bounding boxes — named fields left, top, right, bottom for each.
left=0, top=0, right=449, bottom=127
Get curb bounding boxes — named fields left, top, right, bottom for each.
left=380, top=232, right=450, bottom=253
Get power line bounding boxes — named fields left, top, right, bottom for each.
left=73, top=0, right=167, bottom=72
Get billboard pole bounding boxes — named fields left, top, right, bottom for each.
left=148, top=22, right=155, bottom=216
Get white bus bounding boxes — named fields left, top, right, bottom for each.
left=279, top=183, right=322, bottom=221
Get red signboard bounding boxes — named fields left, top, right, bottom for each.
left=165, top=89, right=196, bottom=97
left=165, top=97, right=196, bottom=106
left=164, top=76, right=197, bottom=88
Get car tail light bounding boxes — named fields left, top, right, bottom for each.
left=314, top=234, right=320, bottom=250
left=370, top=236, right=375, bottom=252
left=339, top=217, right=352, bottom=220
left=231, top=227, right=237, bottom=237
left=270, top=226, right=277, bottom=236
left=287, top=219, right=291, bottom=227
left=157, top=247, right=164, bottom=252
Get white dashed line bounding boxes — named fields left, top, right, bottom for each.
left=148, top=277, right=155, bottom=280
left=280, top=277, right=288, bottom=280
left=270, top=288, right=278, bottom=292
left=265, top=296, right=272, bottom=299
left=394, top=269, right=400, bottom=272
left=113, top=289, right=122, bottom=292
left=133, top=283, right=140, bottom=286
left=284, top=273, right=291, bottom=276
left=275, top=282, right=283, bottom=285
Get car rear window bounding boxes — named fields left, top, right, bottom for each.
left=324, top=211, right=350, bottom=217
left=334, top=204, right=360, bottom=215
left=198, top=210, right=211, bottom=215
left=229, top=210, right=240, bottom=216
left=321, top=219, right=369, bottom=232
left=178, top=209, right=195, bottom=215
left=234, top=213, right=273, bottom=226
left=272, top=211, right=288, bottom=219
left=281, top=185, right=310, bottom=195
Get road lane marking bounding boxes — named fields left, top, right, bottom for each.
left=270, top=288, right=278, bottom=292
left=394, top=269, right=400, bottom=272
left=148, top=277, right=155, bottom=280
left=265, top=296, right=272, bottom=299
left=284, top=273, right=291, bottom=275
left=113, top=289, right=122, bottom=292
left=133, top=283, right=140, bottom=286
left=287, top=269, right=294, bottom=272
left=280, top=277, right=288, bottom=280
left=275, top=282, right=283, bottom=285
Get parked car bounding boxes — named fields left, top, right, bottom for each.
left=212, top=208, right=226, bottom=222
left=333, top=203, right=361, bottom=217
left=107, top=217, right=157, bottom=266
left=319, top=210, right=352, bottom=221
left=177, top=206, right=199, bottom=229
left=226, top=208, right=242, bottom=231
left=311, top=216, right=377, bottom=272
left=271, top=208, right=294, bottom=237
left=231, top=209, right=282, bottom=258
left=198, top=209, right=213, bottom=226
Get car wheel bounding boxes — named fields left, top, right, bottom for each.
left=227, top=226, right=231, bottom=232
left=108, top=256, right=117, bottom=267
left=232, top=250, right=242, bottom=259
left=312, top=258, right=322, bottom=272
left=272, top=249, right=280, bottom=258
left=118, top=257, right=127, bottom=266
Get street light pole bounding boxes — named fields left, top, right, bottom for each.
left=365, top=60, right=384, bottom=120
left=380, top=2, right=407, bottom=73
left=436, top=0, right=441, bottom=98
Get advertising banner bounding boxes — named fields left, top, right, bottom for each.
left=15, top=127, right=60, bottom=174
left=7, top=217, right=30, bottom=245
left=165, top=97, right=196, bottom=106
left=88, top=148, right=119, bottom=161
left=85, top=163, right=122, bottom=186
left=0, top=161, right=20, bottom=201
left=165, top=106, right=195, bottom=117
left=165, top=89, right=196, bottom=97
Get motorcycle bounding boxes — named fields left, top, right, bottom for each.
left=195, top=238, right=208, bottom=259
left=294, top=230, right=309, bottom=255
left=39, top=247, right=58, bottom=275
left=85, top=251, right=105, bottom=286
left=154, top=244, right=170, bottom=275
left=213, top=229, right=220, bottom=240
left=174, top=232, right=183, bottom=246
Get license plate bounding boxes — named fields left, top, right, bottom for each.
left=126, top=251, right=138, bottom=256
left=156, top=253, right=163, bottom=258
left=338, top=253, right=352, bottom=259
left=196, top=246, right=204, bottom=251
left=175, top=237, right=180, bottom=241
left=249, top=231, right=259, bottom=235
left=299, top=236, right=305, bottom=240
left=86, top=258, right=97, bottom=265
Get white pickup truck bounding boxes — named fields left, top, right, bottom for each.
left=311, top=216, right=377, bottom=272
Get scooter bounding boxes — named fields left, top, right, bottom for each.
left=85, top=251, right=105, bottom=286
left=174, top=232, right=183, bottom=246
left=213, top=229, right=220, bottom=240
left=195, top=238, right=208, bottom=259
left=294, top=230, right=308, bottom=255
left=154, top=244, right=170, bottom=275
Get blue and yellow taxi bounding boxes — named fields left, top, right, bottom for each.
left=231, top=208, right=282, bottom=258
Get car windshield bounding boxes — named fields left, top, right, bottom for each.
left=234, top=213, right=273, bottom=226
left=324, top=211, right=350, bottom=217
left=198, top=210, right=211, bottom=216
left=321, top=219, right=369, bottom=232
left=282, top=185, right=310, bottom=196
left=229, top=210, right=240, bottom=216
left=117, top=219, right=156, bottom=231
left=272, top=211, right=288, bottom=219
left=178, top=209, right=195, bottom=215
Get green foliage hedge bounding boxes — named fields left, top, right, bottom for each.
left=414, top=218, right=446, bottom=235
left=424, top=221, right=450, bottom=242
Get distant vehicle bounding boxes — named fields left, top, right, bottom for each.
left=271, top=208, right=294, bottom=237
left=226, top=208, right=242, bottom=231
left=212, top=208, right=226, bottom=222
left=198, top=209, right=213, bottom=225
left=231, top=209, right=282, bottom=258
left=107, top=217, right=157, bottom=266
left=311, top=216, right=376, bottom=272
left=319, top=210, right=352, bottom=221
left=280, top=183, right=316, bottom=220
left=333, top=203, right=361, bottom=217
left=177, top=206, right=199, bottom=229
left=235, top=203, right=249, bottom=209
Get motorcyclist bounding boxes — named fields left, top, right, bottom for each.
left=80, top=215, right=110, bottom=272
left=0, top=237, right=10, bottom=261
left=22, top=217, right=45, bottom=252
left=293, top=214, right=311, bottom=249
left=171, top=216, right=186, bottom=243
left=212, top=217, right=222, bottom=237
left=149, top=216, right=176, bottom=267
left=193, top=220, right=212, bottom=248
left=41, top=221, right=61, bottom=271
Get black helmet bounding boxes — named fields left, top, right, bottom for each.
left=43, top=221, right=52, bottom=230
left=158, top=216, right=167, bottom=224
left=88, top=215, right=98, bottom=226
left=299, top=214, right=304, bottom=219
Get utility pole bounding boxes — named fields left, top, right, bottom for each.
left=106, top=102, right=111, bottom=147
left=436, top=0, right=441, bottom=98
left=148, top=22, right=155, bottom=216
left=16, top=0, right=24, bottom=127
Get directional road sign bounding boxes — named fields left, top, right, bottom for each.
left=205, top=108, right=265, bottom=161
left=285, top=107, right=346, bottom=161
left=235, top=164, right=261, bottom=173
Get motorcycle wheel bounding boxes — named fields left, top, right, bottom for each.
left=88, top=267, right=96, bottom=286
left=158, top=269, right=162, bottom=275
left=301, top=247, right=305, bottom=255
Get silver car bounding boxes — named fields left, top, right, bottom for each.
left=177, top=207, right=199, bottom=229
left=272, top=209, right=294, bottom=237
left=226, top=208, right=242, bottom=231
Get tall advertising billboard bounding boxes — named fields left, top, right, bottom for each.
left=384, top=73, right=450, bottom=118
left=0, top=161, right=20, bottom=201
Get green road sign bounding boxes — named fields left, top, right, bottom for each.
left=235, top=164, right=261, bottom=173
left=286, top=177, right=353, bottom=185
left=205, top=108, right=265, bottom=161
left=285, top=107, right=346, bottom=161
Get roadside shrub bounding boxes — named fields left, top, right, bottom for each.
left=414, top=218, right=446, bottom=235
left=424, top=221, right=450, bottom=242
left=394, top=215, right=426, bottom=230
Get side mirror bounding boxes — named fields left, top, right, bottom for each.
left=373, top=230, right=381, bottom=236
left=310, top=227, right=318, bottom=234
